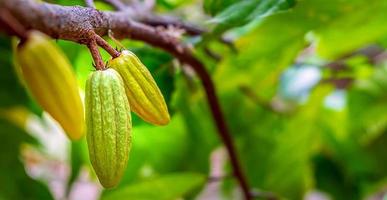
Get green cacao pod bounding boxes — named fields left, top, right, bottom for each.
left=85, top=68, right=132, bottom=188
left=15, top=31, right=84, bottom=140
left=107, top=50, right=170, bottom=125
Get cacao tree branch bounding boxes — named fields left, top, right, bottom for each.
left=139, top=14, right=205, bottom=36
left=103, top=0, right=205, bottom=36
left=0, top=0, right=252, bottom=199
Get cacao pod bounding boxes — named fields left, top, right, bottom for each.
left=85, top=68, right=132, bottom=188
left=15, top=31, right=84, bottom=140
left=107, top=50, right=170, bottom=125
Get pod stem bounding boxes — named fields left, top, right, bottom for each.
left=95, top=33, right=120, bottom=58
left=0, top=9, right=28, bottom=42
left=87, top=40, right=105, bottom=70
left=108, top=30, right=126, bottom=51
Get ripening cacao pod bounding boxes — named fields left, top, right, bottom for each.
left=107, top=50, right=170, bottom=125
left=15, top=31, right=84, bottom=140
left=85, top=68, right=132, bottom=188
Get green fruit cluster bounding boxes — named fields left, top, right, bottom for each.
left=17, top=30, right=169, bottom=188
left=85, top=50, right=170, bottom=188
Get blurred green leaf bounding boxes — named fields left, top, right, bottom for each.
left=156, top=0, right=195, bottom=9
left=315, top=1, right=387, bottom=59
left=204, top=0, right=239, bottom=16
left=172, top=76, right=219, bottom=173
left=365, top=131, right=387, bottom=187
left=215, top=11, right=308, bottom=99
left=102, top=173, right=206, bottom=200
left=56, top=40, right=82, bottom=68
left=348, top=65, right=387, bottom=143
left=0, top=118, right=53, bottom=200
left=52, top=0, right=84, bottom=6
left=73, top=48, right=95, bottom=90
left=66, top=137, right=89, bottom=194
left=215, top=0, right=375, bottom=100
left=235, top=86, right=332, bottom=199
left=0, top=34, right=29, bottom=108
left=209, top=0, right=295, bottom=34
left=312, top=153, right=360, bottom=200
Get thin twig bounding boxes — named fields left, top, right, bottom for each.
left=84, top=0, right=95, bottom=8
left=94, top=33, right=120, bottom=58
left=239, top=86, right=276, bottom=113
left=220, top=37, right=237, bottom=53
left=204, top=47, right=222, bottom=61
left=103, top=0, right=128, bottom=10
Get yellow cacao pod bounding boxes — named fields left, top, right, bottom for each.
left=15, top=31, right=84, bottom=140
left=107, top=50, right=170, bottom=125
left=85, top=68, right=132, bottom=188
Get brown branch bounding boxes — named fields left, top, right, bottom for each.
left=102, top=0, right=205, bottom=36
left=0, top=1, right=252, bottom=199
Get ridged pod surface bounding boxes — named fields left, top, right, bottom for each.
left=85, top=68, right=132, bottom=188
left=107, top=50, right=170, bottom=125
left=15, top=31, right=84, bottom=140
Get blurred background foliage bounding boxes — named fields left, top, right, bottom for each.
left=1, top=0, right=387, bottom=199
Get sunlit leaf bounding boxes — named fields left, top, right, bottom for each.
left=315, top=1, right=387, bottom=59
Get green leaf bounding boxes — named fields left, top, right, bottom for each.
left=101, top=173, right=206, bottom=200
